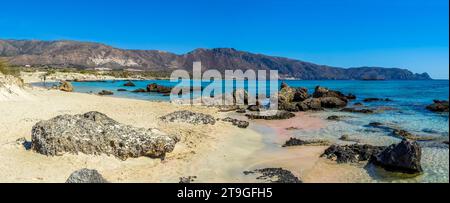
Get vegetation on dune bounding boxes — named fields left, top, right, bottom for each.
left=0, top=59, right=21, bottom=77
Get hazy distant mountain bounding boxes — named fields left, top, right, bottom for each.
left=0, top=39, right=431, bottom=80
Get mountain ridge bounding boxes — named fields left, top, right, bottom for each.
left=0, top=39, right=432, bottom=80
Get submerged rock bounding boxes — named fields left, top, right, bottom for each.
left=327, top=115, right=340, bottom=121
left=131, top=88, right=147, bottom=93
left=392, top=129, right=435, bottom=141
left=59, top=81, right=74, bottom=92
left=117, top=89, right=127, bottom=92
left=282, top=138, right=330, bottom=147
left=123, top=81, right=136, bottom=87
left=339, top=135, right=360, bottom=143
left=98, top=90, right=114, bottom=95
left=426, top=100, right=449, bottom=112
left=340, top=108, right=374, bottom=114
left=243, top=168, right=302, bottom=183
left=370, top=139, right=423, bottom=174
left=31, top=111, right=177, bottom=160
left=363, top=98, right=393, bottom=102
left=222, top=117, right=249, bottom=128
left=160, top=110, right=216, bottom=125
left=246, top=110, right=295, bottom=120
left=66, top=168, right=108, bottom=183
left=322, top=144, right=387, bottom=163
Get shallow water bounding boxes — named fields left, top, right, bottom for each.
left=33, top=79, right=449, bottom=182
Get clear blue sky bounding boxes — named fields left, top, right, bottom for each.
left=1, top=0, right=448, bottom=78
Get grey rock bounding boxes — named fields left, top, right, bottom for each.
left=243, top=168, right=302, bottom=183
left=222, top=117, right=249, bottom=128
left=66, top=168, right=108, bottom=183
left=322, top=144, right=387, bottom=163
left=31, top=111, right=177, bottom=160
left=246, top=110, right=295, bottom=120
left=160, top=110, right=216, bottom=125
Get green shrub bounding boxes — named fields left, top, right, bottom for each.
left=0, top=60, right=21, bottom=77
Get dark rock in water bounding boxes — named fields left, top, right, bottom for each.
left=369, top=122, right=383, bottom=127
left=98, top=90, right=114, bottom=95
left=179, top=176, right=197, bottom=183
left=354, top=102, right=363, bottom=106
left=320, top=97, right=347, bottom=108
left=444, top=141, right=449, bottom=145
left=339, top=135, right=360, bottom=143
left=341, top=108, right=374, bottom=114
left=66, top=168, right=108, bottom=183
left=247, top=105, right=260, bottom=112
left=327, top=115, right=340, bottom=121
left=246, top=111, right=295, bottom=120
left=59, top=81, right=74, bottom=92
left=392, top=129, right=435, bottom=141
left=363, top=98, right=393, bottom=102
left=123, top=81, right=136, bottom=87
left=280, top=82, right=289, bottom=89
left=147, top=83, right=158, bottom=92
left=322, top=144, right=387, bottom=163
left=117, top=89, right=127, bottom=92
left=346, top=94, right=357, bottom=100
left=426, top=100, right=449, bottom=112
left=156, top=85, right=172, bottom=94
left=282, top=138, right=330, bottom=147
left=243, top=168, right=302, bottom=183
left=160, top=110, right=216, bottom=125
left=31, top=111, right=177, bottom=160
left=131, top=88, right=147, bottom=93
left=298, top=98, right=323, bottom=111
left=222, top=117, right=250, bottom=128
left=370, top=139, right=423, bottom=174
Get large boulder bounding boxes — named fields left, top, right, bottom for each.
left=146, top=83, right=158, bottom=92
left=31, top=111, right=177, bottom=160
left=160, top=110, right=216, bottom=125
left=319, top=97, right=347, bottom=108
left=123, top=81, right=136, bottom=87
left=313, top=86, right=347, bottom=101
left=370, top=139, right=423, bottom=174
left=59, top=81, right=74, bottom=92
left=426, top=100, right=449, bottom=112
left=298, top=98, right=322, bottom=111
left=322, top=144, right=387, bottom=163
left=66, top=168, right=108, bottom=183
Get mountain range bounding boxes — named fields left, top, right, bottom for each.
left=0, top=39, right=431, bottom=80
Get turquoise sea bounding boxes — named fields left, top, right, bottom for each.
left=34, top=79, right=449, bottom=182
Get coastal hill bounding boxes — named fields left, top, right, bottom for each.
left=0, top=39, right=431, bottom=80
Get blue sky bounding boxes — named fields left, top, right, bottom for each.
left=0, top=0, right=448, bottom=78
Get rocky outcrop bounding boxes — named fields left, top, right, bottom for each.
left=282, top=138, right=330, bottom=147
left=66, top=168, right=108, bottom=183
left=297, top=98, right=323, bottom=111
left=160, top=110, right=216, bottom=125
left=243, top=168, right=302, bottom=183
left=322, top=144, right=387, bottom=163
left=246, top=110, right=295, bottom=120
left=0, top=40, right=431, bottom=80
left=426, top=100, right=449, bottom=112
left=370, top=139, right=423, bottom=174
left=98, top=90, right=113, bottom=95
left=31, top=111, right=177, bottom=160
left=222, top=117, right=249, bottom=128
left=123, top=81, right=136, bottom=87
left=58, top=81, right=73, bottom=92
left=319, top=97, right=347, bottom=108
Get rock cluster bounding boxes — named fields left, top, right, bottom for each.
left=245, top=110, right=295, bottom=120
left=31, top=111, right=178, bottom=160
left=222, top=117, right=249, bottom=128
left=282, top=138, right=330, bottom=147
left=426, top=100, right=449, bottom=112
